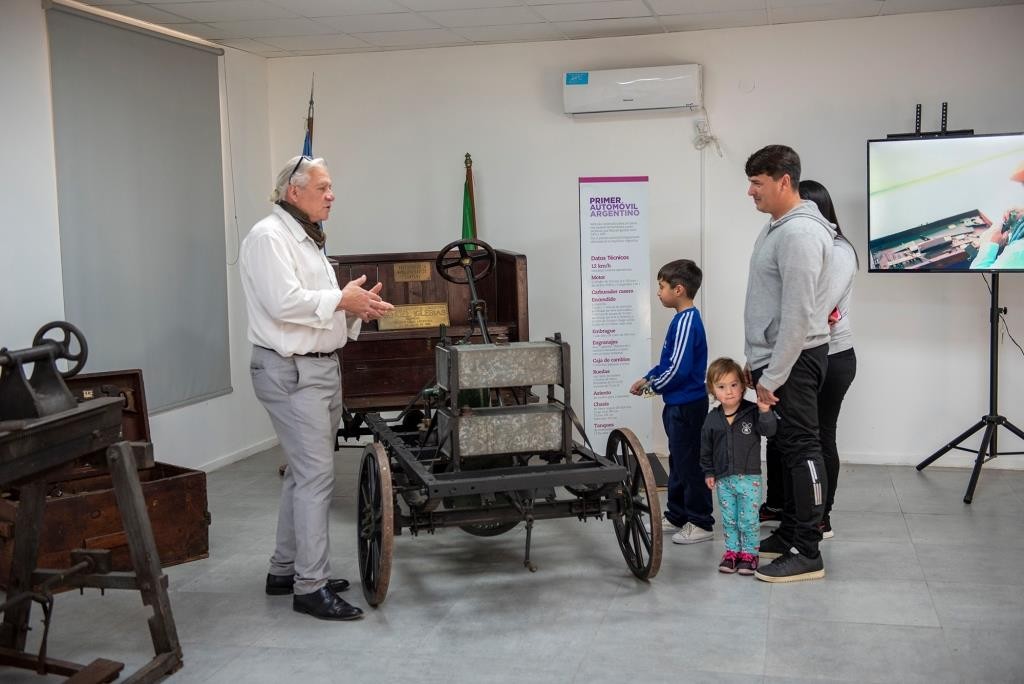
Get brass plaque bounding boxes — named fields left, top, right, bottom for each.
left=378, top=303, right=450, bottom=331
left=393, top=262, right=432, bottom=282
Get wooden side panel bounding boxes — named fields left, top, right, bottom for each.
left=330, top=248, right=529, bottom=412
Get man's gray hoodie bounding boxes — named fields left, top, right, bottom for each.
left=744, top=200, right=836, bottom=392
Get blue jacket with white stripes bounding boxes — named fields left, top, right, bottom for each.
left=645, top=306, right=708, bottom=406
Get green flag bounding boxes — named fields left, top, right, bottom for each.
left=462, top=153, right=476, bottom=242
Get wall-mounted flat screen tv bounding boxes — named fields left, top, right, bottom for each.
left=867, top=132, right=1024, bottom=272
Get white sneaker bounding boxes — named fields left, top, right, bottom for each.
left=643, top=515, right=678, bottom=535
left=672, top=522, right=713, bottom=545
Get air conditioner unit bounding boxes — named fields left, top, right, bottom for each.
left=562, top=64, right=702, bottom=115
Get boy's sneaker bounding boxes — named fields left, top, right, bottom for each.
left=643, top=515, right=679, bottom=535
left=718, top=550, right=739, bottom=574
left=736, top=552, right=758, bottom=576
left=672, top=522, right=713, bottom=545
left=759, top=504, right=782, bottom=526
left=818, top=516, right=834, bottom=540
left=754, top=549, right=825, bottom=583
left=757, top=531, right=791, bottom=560
left=671, top=524, right=712, bottom=544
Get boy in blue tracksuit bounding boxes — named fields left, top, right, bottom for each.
left=630, top=259, right=712, bottom=544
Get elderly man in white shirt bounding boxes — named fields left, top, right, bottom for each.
left=240, top=155, right=392, bottom=621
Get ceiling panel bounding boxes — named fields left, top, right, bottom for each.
left=659, top=9, right=768, bottom=29
left=354, top=27, right=472, bottom=46
left=556, top=16, right=663, bottom=37
left=770, top=1, right=883, bottom=22
left=397, top=0, right=526, bottom=10
left=207, top=17, right=339, bottom=37
left=70, top=0, right=1024, bottom=56
left=453, top=22, right=566, bottom=40
left=259, top=33, right=372, bottom=50
left=649, top=0, right=767, bottom=12
left=165, top=22, right=238, bottom=39
left=425, top=6, right=545, bottom=26
left=286, top=47, right=383, bottom=55
left=152, top=1, right=297, bottom=23
left=92, top=2, right=193, bottom=23
left=321, top=12, right=440, bottom=32
left=267, top=0, right=406, bottom=15
left=533, top=0, right=652, bottom=22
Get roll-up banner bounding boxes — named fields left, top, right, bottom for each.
left=579, top=176, right=652, bottom=450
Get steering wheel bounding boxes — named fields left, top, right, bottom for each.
left=435, top=239, right=497, bottom=284
left=32, top=321, right=89, bottom=378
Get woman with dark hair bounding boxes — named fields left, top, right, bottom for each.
left=799, top=179, right=857, bottom=539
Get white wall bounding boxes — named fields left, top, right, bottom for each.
left=267, top=6, right=1024, bottom=468
left=0, top=0, right=276, bottom=471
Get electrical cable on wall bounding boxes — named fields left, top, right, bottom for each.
left=222, top=52, right=241, bottom=267
left=696, top=125, right=708, bottom=320
left=693, top=106, right=722, bottom=157
left=691, top=105, right=721, bottom=323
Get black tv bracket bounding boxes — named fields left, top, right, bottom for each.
left=887, top=102, right=973, bottom=139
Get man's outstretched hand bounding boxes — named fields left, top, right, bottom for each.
left=337, top=275, right=394, bottom=321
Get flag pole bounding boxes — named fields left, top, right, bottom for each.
left=462, top=153, right=477, bottom=244
left=302, top=74, right=315, bottom=157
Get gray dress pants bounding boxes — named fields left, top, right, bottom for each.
left=250, top=345, right=343, bottom=595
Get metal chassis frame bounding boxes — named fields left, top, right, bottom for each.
left=366, top=412, right=625, bottom=496
left=364, top=413, right=628, bottom=528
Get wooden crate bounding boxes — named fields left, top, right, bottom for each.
left=0, top=462, right=210, bottom=587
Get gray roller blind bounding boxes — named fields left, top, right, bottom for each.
left=47, top=7, right=230, bottom=412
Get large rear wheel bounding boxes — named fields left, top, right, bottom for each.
left=607, top=428, right=662, bottom=580
left=357, top=443, right=394, bottom=607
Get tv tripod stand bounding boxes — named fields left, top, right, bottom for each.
left=916, top=273, right=1024, bottom=503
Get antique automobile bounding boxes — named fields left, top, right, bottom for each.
left=335, top=239, right=662, bottom=607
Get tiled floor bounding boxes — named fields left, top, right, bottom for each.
left=5, top=446, right=1024, bottom=683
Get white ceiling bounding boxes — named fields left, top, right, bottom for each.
left=77, top=0, right=1024, bottom=57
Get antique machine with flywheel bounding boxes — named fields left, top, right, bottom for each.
left=343, top=239, right=662, bottom=607
left=0, top=322, right=181, bottom=682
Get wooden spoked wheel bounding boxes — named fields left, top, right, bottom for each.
left=607, top=428, right=662, bottom=580
left=357, top=443, right=394, bottom=607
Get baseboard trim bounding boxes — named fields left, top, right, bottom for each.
left=201, top=436, right=278, bottom=472
left=770, top=451, right=1024, bottom=471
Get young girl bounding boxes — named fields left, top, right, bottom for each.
left=700, top=358, right=777, bottom=575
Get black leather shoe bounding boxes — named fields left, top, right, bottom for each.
left=266, top=573, right=350, bottom=596
left=293, top=586, right=364, bottom=621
